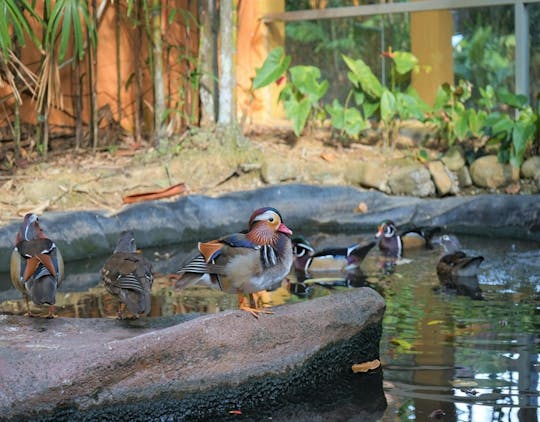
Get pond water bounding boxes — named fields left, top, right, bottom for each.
left=0, top=232, right=539, bottom=421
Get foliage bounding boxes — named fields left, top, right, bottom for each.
left=343, top=50, right=429, bottom=147
left=454, top=25, right=515, bottom=95
left=484, top=90, right=537, bottom=168
left=253, top=47, right=328, bottom=136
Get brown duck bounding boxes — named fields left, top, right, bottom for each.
left=101, top=231, right=154, bottom=319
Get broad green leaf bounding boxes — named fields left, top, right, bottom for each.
left=392, top=51, right=418, bottom=75
left=289, top=65, right=328, bottom=103
left=433, top=86, right=450, bottom=111
left=510, top=121, right=535, bottom=167
left=491, top=115, right=514, bottom=136
left=453, top=110, right=469, bottom=140
left=252, top=47, right=291, bottom=90
left=396, top=92, right=429, bottom=120
left=343, top=107, right=370, bottom=136
left=468, top=109, right=487, bottom=137
left=380, top=89, right=397, bottom=123
left=284, top=97, right=311, bottom=136
left=342, top=54, right=383, bottom=98
left=363, top=100, right=379, bottom=119
left=498, top=89, right=528, bottom=109
left=325, top=99, right=345, bottom=130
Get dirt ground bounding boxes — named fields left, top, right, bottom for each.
left=0, top=126, right=421, bottom=226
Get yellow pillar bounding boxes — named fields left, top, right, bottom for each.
left=237, top=0, right=285, bottom=125
left=410, top=9, right=454, bottom=106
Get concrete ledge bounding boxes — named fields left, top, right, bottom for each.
left=0, top=185, right=538, bottom=267
left=0, top=287, right=385, bottom=420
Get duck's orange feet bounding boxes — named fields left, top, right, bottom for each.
left=238, top=293, right=273, bottom=318
left=46, top=305, right=57, bottom=319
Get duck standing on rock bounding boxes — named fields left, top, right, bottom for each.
left=176, top=207, right=293, bottom=318
left=10, top=213, right=64, bottom=318
left=101, top=231, right=154, bottom=319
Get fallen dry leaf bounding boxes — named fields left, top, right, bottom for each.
left=505, top=182, right=520, bottom=194
left=351, top=358, right=381, bottom=373
left=355, top=202, right=368, bottom=213
left=122, top=182, right=188, bottom=204
left=320, top=152, right=336, bottom=162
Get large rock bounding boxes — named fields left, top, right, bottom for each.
left=470, top=155, right=515, bottom=188
left=388, top=165, right=435, bottom=197
left=0, top=288, right=385, bottom=420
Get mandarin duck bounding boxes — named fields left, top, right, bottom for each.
left=375, top=220, right=442, bottom=259
left=292, top=235, right=375, bottom=277
left=101, top=231, right=154, bottom=319
left=176, top=207, right=293, bottom=317
left=433, top=234, right=484, bottom=290
left=9, top=213, right=64, bottom=318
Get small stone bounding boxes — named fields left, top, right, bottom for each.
left=441, top=145, right=466, bottom=171
left=521, top=156, right=540, bottom=179
left=428, top=161, right=459, bottom=196
left=456, top=166, right=472, bottom=187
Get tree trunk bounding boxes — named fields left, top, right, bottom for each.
left=133, top=2, right=143, bottom=143
left=90, top=0, right=99, bottom=151
left=218, top=0, right=236, bottom=126
left=198, top=0, right=217, bottom=127
left=152, top=0, right=166, bottom=148
left=74, top=60, right=83, bottom=150
left=115, top=0, right=122, bottom=125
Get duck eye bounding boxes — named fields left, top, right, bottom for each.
left=268, top=217, right=274, bottom=222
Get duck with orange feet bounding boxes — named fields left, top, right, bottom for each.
left=10, top=213, right=64, bottom=318
left=175, top=207, right=293, bottom=318
left=101, top=231, right=154, bottom=319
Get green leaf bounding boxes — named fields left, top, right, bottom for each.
left=396, top=92, right=429, bottom=120
left=342, top=54, right=382, bottom=98
left=325, top=99, right=345, bottom=130
left=252, top=47, right=291, bottom=90
left=284, top=97, right=311, bottom=136
left=491, top=115, right=514, bottom=137
left=289, top=65, right=328, bottom=103
left=363, top=100, right=379, bottom=119
left=498, top=89, right=528, bottom=109
left=392, top=51, right=418, bottom=75
left=433, top=86, right=450, bottom=111
left=510, top=121, right=535, bottom=168
left=380, top=89, right=397, bottom=123
left=468, top=109, right=487, bottom=137
left=453, top=110, right=469, bottom=140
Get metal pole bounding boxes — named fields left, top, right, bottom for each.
left=514, top=1, right=530, bottom=99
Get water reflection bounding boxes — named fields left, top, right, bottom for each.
left=0, top=233, right=539, bottom=421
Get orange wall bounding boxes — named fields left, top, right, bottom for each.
left=0, top=1, right=198, bottom=135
